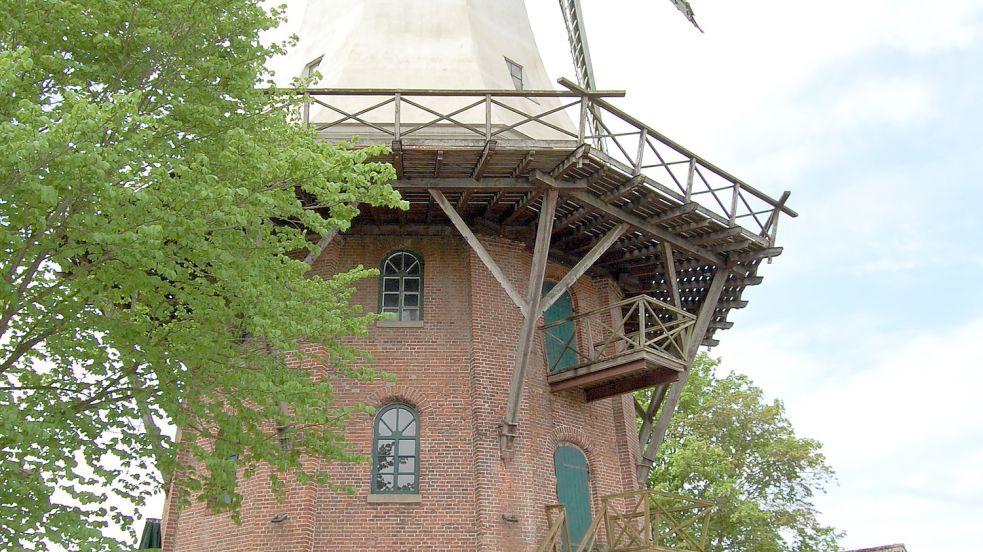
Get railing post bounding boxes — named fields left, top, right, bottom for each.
left=633, top=129, right=646, bottom=175
left=578, top=97, right=588, bottom=144
left=730, top=182, right=740, bottom=225
left=394, top=92, right=401, bottom=140
left=685, top=158, right=696, bottom=201
left=485, top=94, right=492, bottom=140
left=768, top=209, right=780, bottom=247
left=585, top=317, right=596, bottom=361
left=637, top=298, right=645, bottom=350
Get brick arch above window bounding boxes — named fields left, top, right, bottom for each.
left=548, top=425, right=596, bottom=457
left=366, top=383, right=431, bottom=414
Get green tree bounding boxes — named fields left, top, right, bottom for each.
left=644, top=354, right=843, bottom=551
left=0, top=1, right=403, bottom=549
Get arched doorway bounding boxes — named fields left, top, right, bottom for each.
left=554, top=445, right=592, bottom=550
left=542, top=282, right=577, bottom=373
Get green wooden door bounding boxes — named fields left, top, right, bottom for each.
left=554, top=445, right=592, bottom=551
left=542, top=282, right=577, bottom=373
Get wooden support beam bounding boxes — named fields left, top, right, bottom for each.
left=540, top=223, right=629, bottom=314
left=667, top=219, right=712, bottom=233
left=501, top=190, right=543, bottom=226
left=302, top=229, right=339, bottom=267
left=598, top=174, right=644, bottom=204
left=429, top=190, right=528, bottom=316
left=689, top=226, right=743, bottom=245
left=637, top=267, right=731, bottom=480
left=471, top=140, right=497, bottom=180
left=391, top=141, right=404, bottom=180
left=502, top=189, right=558, bottom=456
left=660, top=242, right=681, bottom=310
left=635, top=383, right=668, bottom=480
left=511, top=150, right=536, bottom=178
left=393, top=177, right=534, bottom=191
left=711, top=240, right=753, bottom=253
left=568, top=190, right=726, bottom=265
left=551, top=206, right=593, bottom=236
left=456, top=190, right=472, bottom=214
left=434, top=150, right=443, bottom=177
left=550, top=144, right=590, bottom=179
left=731, top=247, right=783, bottom=263
left=647, top=202, right=700, bottom=225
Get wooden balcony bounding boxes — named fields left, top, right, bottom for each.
left=541, top=295, right=696, bottom=401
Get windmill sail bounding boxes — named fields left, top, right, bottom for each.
left=669, top=0, right=704, bottom=32
left=558, top=0, right=597, bottom=92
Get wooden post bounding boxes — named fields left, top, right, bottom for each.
left=685, top=159, right=695, bottom=201
left=394, top=92, right=401, bottom=140
left=502, top=189, right=558, bottom=455
left=485, top=94, right=492, bottom=140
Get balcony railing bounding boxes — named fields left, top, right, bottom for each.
left=538, top=489, right=714, bottom=552
left=541, top=294, right=696, bottom=377
left=295, top=78, right=797, bottom=242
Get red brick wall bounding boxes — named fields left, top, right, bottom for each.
left=162, top=232, right=641, bottom=551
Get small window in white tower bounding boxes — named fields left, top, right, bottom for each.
left=506, top=58, right=523, bottom=90
left=301, top=56, right=323, bottom=80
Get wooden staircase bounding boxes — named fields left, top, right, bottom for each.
left=538, top=489, right=713, bottom=552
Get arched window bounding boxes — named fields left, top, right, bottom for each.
left=379, top=251, right=423, bottom=321
left=372, top=404, right=419, bottom=494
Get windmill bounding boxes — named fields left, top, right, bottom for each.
left=161, top=2, right=794, bottom=550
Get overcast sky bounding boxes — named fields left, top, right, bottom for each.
left=135, top=2, right=982, bottom=550
left=522, top=1, right=983, bottom=550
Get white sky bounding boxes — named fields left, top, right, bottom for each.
left=132, top=2, right=983, bottom=550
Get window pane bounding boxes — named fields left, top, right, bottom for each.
left=403, top=293, right=419, bottom=307
left=376, top=439, right=394, bottom=455
left=400, top=419, right=417, bottom=437
left=404, top=258, right=420, bottom=274
left=401, top=309, right=419, bottom=321
left=403, top=278, right=419, bottom=292
left=397, top=474, right=416, bottom=491
left=384, top=258, right=399, bottom=274
left=375, top=474, right=394, bottom=492
left=398, top=456, right=416, bottom=473
left=398, top=439, right=415, bottom=456
left=377, top=455, right=394, bottom=474
left=380, top=409, right=398, bottom=433
left=383, top=293, right=399, bottom=307
left=384, top=278, right=400, bottom=292
left=382, top=307, right=398, bottom=315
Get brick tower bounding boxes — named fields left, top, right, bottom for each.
left=161, top=1, right=796, bottom=550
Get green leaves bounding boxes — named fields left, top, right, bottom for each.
left=645, top=354, right=844, bottom=551
left=1, top=0, right=400, bottom=549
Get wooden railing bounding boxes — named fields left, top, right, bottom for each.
left=293, top=80, right=797, bottom=241
left=540, top=489, right=713, bottom=552
left=537, top=504, right=573, bottom=552
left=541, top=295, right=696, bottom=375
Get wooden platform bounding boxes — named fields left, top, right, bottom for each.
left=547, top=350, right=684, bottom=402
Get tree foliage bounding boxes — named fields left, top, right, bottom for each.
left=0, top=1, right=403, bottom=549
left=645, top=354, right=844, bottom=551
